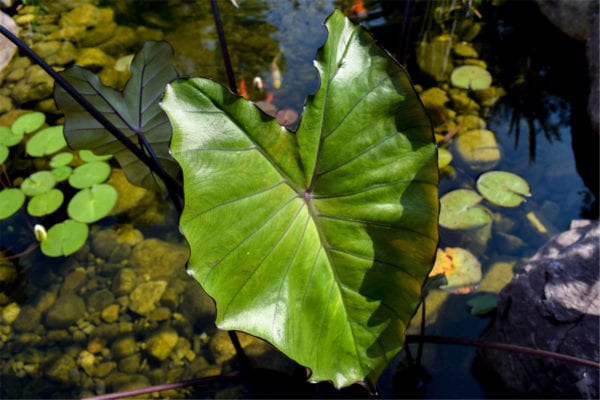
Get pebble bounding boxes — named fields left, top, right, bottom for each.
left=129, top=280, right=167, bottom=316
left=146, top=327, right=179, bottom=361
left=101, top=304, right=120, bottom=323
left=45, top=294, right=86, bottom=329
left=1, top=302, right=20, bottom=324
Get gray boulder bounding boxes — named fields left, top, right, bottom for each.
left=480, top=220, right=599, bottom=398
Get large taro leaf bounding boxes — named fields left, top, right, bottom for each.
left=54, top=41, right=179, bottom=191
left=161, top=11, right=439, bottom=388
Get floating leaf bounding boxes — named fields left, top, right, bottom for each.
left=434, top=247, right=482, bottom=293
left=0, top=144, right=8, bottom=164
left=26, top=126, right=67, bottom=157
left=476, top=170, right=531, bottom=207
left=438, top=147, right=452, bottom=168
left=453, top=129, right=500, bottom=171
left=20, top=171, right=56, bottom=196
left=50, top=152, right=74, bottom=168
left=27, top=189, right=64, bottom=216
left=467, top=292, right=498, bottom=316
left=11, top=111, right=45, bottom=135
left=68, top=161, right=111, bottom=189
left=0, top=126, right=22, bottom=147
left=0, top=188, right=25, bottom=219
left=79, top=149, right=112, bottom=162
left=40, top=219, right=89, bottom=257
left=67, top=184, right=117, bottom=223
left=55, top=41, right=179, bottom=190
left=439, top=189, right=491, bottom=230
left=52, top=165, right=72, bottom=182
left=161, top=10, right=438, bottom=388
left=450, top=65, right=492, bottom=90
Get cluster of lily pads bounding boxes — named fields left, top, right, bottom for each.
left=414, top=6, right=532, bottom=303
left=0, top=112, right=117, bottom=257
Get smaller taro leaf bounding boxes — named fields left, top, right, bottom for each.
left=0, top=145, right=8, bottom=164
left=68, top=161, right=111, bottom=189
left=439, top=189, right=491, bottom=230
left=67, top=184, right=117, bottom=223
left=21, top=171, right=56, bottom=196
left=0, top=188, right=25, bottom=219
left=50, top=152, right=74, bottom=168
left=27, top=189, right=64, bottom=216
left=0, top=126, right=23, bottom=147
left=52, top=165, right=72, bottom=182
left=79, top=149, right=112, bottom=162
left=54, top=41, right=180, bottom=191
left=11, top=111, right=45, bottom=135
left=41, top=219, right=89, bottom=257
left=467, top=292, right=498, bottom=316
left=476, top=170, right=531, bottom=207
left=26, top=126, right=67, bottom=157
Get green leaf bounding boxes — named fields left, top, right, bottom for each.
left=52, top=165, right=72, bottom=182
left=27, top=188, right=64, bottom=216
left=161, top=10, right=438, bottom=388
left=11, top=111, right=45, bottom=135
left=476, top=170, right=531, bottom=207
left=0, top=144, right=8, bottom=164
left=26, top=126, right=67, bottom=157
left=40, top=219, right=89, bottom=257
left=79, top=149, right=112, bottom=162
left=50, top=152, right=74, bottom=167
left=0, top=126, right=23, bottom=147
left=21, top=171, right=56, bottom=196
left=0, top=188, right=25, bottom=219
left=67, top=184, right=117, bottom=223
left=439, top=189, right=491, bottom=230
left=68, top=161, right=111, bottom=189
left=467, top=292, right=498, bottom=316
left=54, top=41, right=179, bottom=190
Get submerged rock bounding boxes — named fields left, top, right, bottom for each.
left=145, top=326, right=179, bottom=361
left=45, top=294, right=86, bottom=329
left=479, top=219, right=599, bottom=398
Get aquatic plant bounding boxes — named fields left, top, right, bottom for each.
left=0, top=112, right=117, bottom=257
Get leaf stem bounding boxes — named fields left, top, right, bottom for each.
left=211, top=0, right=238, bottom=94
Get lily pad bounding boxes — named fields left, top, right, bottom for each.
left=79, top=149, right=112, bottom=162
left=20, top=171, right=56, bottom=196
left=432, top=247, right=482, bottom=293
left=50, top=152, right=74, bottom=168
left=26, top=126, right=67, bottom=157
left=454, top=129, right=500, bottom=171
left=467, top=292, right=498, bottom=316
left=438, top=147, right=452, bottom=168
left=0, top=126, right=22, bottom=147
left=11, top=111, right=45, bottom=135
left=67, top=184, right=117, bottom=223
left=52, top=165, right=73, bottom=182
left=439, top=189, right=491, bottom=230
left=476, top=170, right=531, bottom=207
left=27, top=189, right=64, bottom=217
left=0, top=188, right=25, bottom=219
left=450, top=65, right=492, bottom=90
left=68, top=161, right=111, bottom=189
left=40, top=219, right=89, bottom=257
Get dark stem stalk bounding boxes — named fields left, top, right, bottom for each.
left=0, top=25, right=183, bottom=212
left=405, top=334, right=600, bottom=369
left=211, top=0, right=238, bottom=94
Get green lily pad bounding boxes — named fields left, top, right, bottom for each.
left=467, top=292, right=499, bottom=316
left=50, top=152, right=74, bottom=168
left=27, top=189, right=64, bottom=217
left=0, top=144, right=8, bottom=164
left=438, top=147, right=452, bottom=168
left=20, top=171, right=56, bottom=196
left=79, top=149, right=113, bottom=162
left=67, top=184, right=117, bottom=223
left=26, top=126, right=67, bottom=157
left=476, top=170, right=531, bottom=207
left=0, top=126, right=22, bottom=147
left=68, top=161, right=111, bottom=189
left=454, top=129, right=501, bottom=171
left=11, top=112, right=45, bottom=135
left=439, top=189, right=491, bottom=230
left=0, top=188, right=25, bottom=219
left=40, top=219, right=89, bottom=257
left=450, top=65, right=492, bottom=90
left=52, top=165, right=73, bottom=182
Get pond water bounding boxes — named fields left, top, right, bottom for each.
left=0, top=0, right=596, bottom=398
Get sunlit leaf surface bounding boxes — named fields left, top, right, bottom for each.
left=161, top=11, right=438, bottom=388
